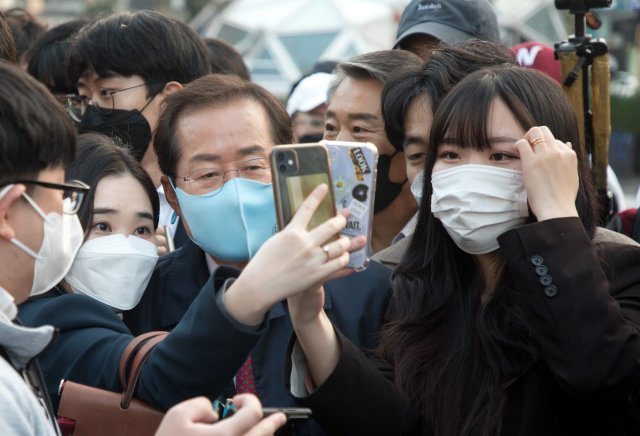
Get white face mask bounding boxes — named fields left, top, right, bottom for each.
left=410, top=169, right=425, bottom=205
left=65, top=234, right=159, bottom=310
left=430, top=164, right=529, bottom=254
left=1, top=186, right=84, bottom=296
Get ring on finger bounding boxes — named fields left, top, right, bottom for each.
left=531, top=137, right=545, bottom=146
left=322, top=244, right=331, bottom=262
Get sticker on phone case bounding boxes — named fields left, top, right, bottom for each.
left=349, top=148, right=371, bottom=181
left=334, top=178, right=351, bottom=206
left=352, top=184, right=368, bottom=202
left=348, top=199, right=368, bottom=220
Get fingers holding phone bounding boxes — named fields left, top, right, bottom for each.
left=225, top=144, right=364, bottom=326
left=212, top=394, right=286, bottom=436
left=155, top=395, right=287, bottom=436
left=226, top=182, right=351, bottom=326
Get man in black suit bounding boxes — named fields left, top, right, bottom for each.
left=124, top=74, right=391, bottom=435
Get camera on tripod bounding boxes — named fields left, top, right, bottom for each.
left=555, top=0, right=612, bottom=13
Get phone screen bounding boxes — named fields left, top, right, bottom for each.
left=285, top=172, right=334, bottom=231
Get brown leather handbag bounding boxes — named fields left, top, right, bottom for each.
left=57, top=331, right=169, bottom=436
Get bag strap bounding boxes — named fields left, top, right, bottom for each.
left=118, top=331, right=167, bottom=388
left=632, top=207, right=640, bottom=243
left=120, top=332, right=168, bottom=409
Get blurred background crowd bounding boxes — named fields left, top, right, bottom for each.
left=3, top=0, right=640, bottom=203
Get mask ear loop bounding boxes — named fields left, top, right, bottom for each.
left=167, top=178, right=180, bottom=226
left=233, top=179, right=254, bottom=258
left=20, top=191, right=49, bottom=221
left=139, top=87, right=161, bottom=115
left=10, top=237, right=40, bottom=260
left=1, top=186, right=45, bottom=260
left=0, top=184, right=14, bottom=200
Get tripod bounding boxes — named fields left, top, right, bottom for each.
left=555, top=0, right=612, bottom=224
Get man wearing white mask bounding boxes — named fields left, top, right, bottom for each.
left=0, top=60, right=85, bottom=436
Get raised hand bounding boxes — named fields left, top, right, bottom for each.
left=515, top=126, right=579, bottom=222
left=225, top=184, right=355, bottom=326
left=154, top=226, right=169, bottom=256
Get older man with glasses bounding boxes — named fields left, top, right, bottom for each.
left=124, top=73, right=392, bottom=436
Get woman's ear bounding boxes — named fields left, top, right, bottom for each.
left=0, top=184, right=26, bottom=240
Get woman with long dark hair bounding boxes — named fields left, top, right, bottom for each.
left=283, top=66, right=640, bottom=435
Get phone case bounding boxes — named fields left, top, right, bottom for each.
left=322, top=140, right=378, bottom=271
left=270, top=144, right=338, bottom=238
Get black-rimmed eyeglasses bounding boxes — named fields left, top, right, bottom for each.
left=5, top=180, right=90, bottom=214
left=65, top=81, right=161, bottom=122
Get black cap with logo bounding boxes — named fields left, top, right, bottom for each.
left=395, top=0, right=500, bottom=48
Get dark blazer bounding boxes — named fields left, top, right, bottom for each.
left=287, top=218, right=640, bottom=436
left=125, top=240, right=392, bottom=409
left=18, top=266, right=264, bottom=412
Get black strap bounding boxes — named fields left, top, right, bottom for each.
left=632, top=207, right=640, bottom=243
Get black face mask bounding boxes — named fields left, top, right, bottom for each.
left=79, top=106, right=152, bottom=161
left=297, top=133, right=325, bottom=143
left=374, top=152, right=406, bottom=214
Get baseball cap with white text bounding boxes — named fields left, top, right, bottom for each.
left=395, top=0, right=500, bottom=48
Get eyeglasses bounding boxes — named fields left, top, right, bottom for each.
left=68, top=81, right=160, bottom=120
left=58, top=94, right=85, bottom=123
left=175, top=157, right=271, bottom=195
left=6, top=180, right=90, bottom=214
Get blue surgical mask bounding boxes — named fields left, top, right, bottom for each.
left=173, top=178, right=277, bottom=262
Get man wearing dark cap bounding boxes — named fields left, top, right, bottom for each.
left=395, top=0, right=500, bottom=59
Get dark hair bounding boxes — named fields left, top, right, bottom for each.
left=26, top=19, right=88, bottom=95
left=327, top=50, right=422, bottom=101
left=155, top=73, right=292, bottom=178
left=68, top=133, right=159, bottom=232
left=72, top=10, right=211, bottom=97
left=380, top=66, right=598, bottom=436
left=383, top=40, right=517, bottom=150
left=0, top=60, right=76, bottom=185
left=0, top=11, right=16, bottom=63
left=203, top=37, right=250, bottom=81
left=5, top=8, right=46, bottom=63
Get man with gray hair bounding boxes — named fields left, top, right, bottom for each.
left=323, top=49, right=422, bottom=253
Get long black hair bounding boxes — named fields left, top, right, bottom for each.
left=67, top=133, right=159, bottom=234
left=379, top=66, right=598, bottom=436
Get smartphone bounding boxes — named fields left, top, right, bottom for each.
left=263, top=407, right=312, bottom=436
left=214, top=400, right=311, bottom=435
left=322, top=140, right=378, bottom=271
left=271, top=144, right=337, bottom=240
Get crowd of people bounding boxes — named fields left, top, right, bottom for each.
left=1, top=0, right=640, bottom=435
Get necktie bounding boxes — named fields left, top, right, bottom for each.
left=235, top=353, right=257, bottom=394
